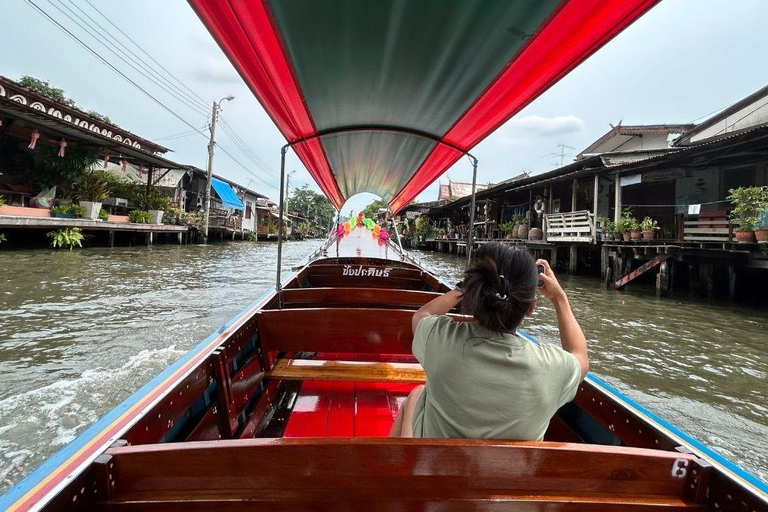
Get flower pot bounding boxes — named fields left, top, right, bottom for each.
left=622, top=233, right=631, bottom=242
left=518, top=225, right=529, bottom=239
left=604, top=233, right=614, bottom=242
left=642, top=230, right=656, bottom=240
left=512, top=224, right=520, bottom=239
left=52, top=213, right=76, bottom=219
left=505, top=233, right=512, bottom=240
left=756, top=229, right=768, bottom=243
left=528, top=227, right=542, bottom=241
left=149, top=209, right=164, bottom=225
left=630, top=230, right=642, bottom=240
left=735, top=230, right=756, bottom=243
left=79, top=201, right=102, bottom=221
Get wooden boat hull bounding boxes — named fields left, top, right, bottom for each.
left=2, top=238, right=766, bottom=511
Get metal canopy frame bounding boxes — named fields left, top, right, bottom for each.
left=274, top=125, right=480, bottom=297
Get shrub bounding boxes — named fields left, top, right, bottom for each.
left=728, top=186, right=768, bottom=231
left=76, top=171, right=108, bottom=202
left=98, top=208, right=110, bottom=221
left=47, top=228, right=84, bottom=250
left=140, top=187, right=171, bottom=211
left=129, top=210, right=152, bottom=224
left=0, top=233, right=6, bottom=245
left=50, top=204, right=86, bottom=216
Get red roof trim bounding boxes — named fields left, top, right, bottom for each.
left=189, top=0, right=344, bottom=208
left=389, top=0, right=659, bottom=212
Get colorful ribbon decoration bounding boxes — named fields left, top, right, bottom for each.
left=57, top=138, right=67, bottom=157
left=28, top=129, right=40, bottom=150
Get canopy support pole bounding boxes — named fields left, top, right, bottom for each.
left=390, top=208, right=405, bottom=258
left=276, top=145, right=287, bottom=307
left=466, top=157, right=479, bottom=267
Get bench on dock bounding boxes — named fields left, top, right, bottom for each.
left=544, top=210, right=595, bottom=243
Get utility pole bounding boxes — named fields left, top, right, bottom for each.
left=202, top=95, right=234, bottom=243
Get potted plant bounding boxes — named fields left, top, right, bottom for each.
left=76, top=171, right=108, bottom=220
left=164, top=206, right=180, bottom=225
left=140, top=188, right=171, bottom=224
left=98, top=208, right=110, bottom=221
left=50, top=205, right=74, bottom=219
left=518, top=217, right=529, bottom=240
left=640, top=216, right=658, bottom=240
left=129, top=210, right=152, bottom=224
left=500, top=221, right=515, bottom=239
left=757, top=206, right=768, bottom=244
left=414, top=217, right=430, bottom=242
left=603, top=219, right=616, bottom=241
left=615, top=210, right=637, bottom=242
left=728, top=186, right=768, bottom=243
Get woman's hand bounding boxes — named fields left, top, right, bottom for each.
left=536, top=259, right=566, bottom=305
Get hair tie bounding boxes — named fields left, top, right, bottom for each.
left=495, top=292, right=508, bottom=300
left=499, top=274, right=505, bottom=280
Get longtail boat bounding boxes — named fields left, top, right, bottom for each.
left=3, top=1, right=767, bottom=511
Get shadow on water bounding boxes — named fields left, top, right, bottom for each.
left=412, top=248, right=768, bottom=483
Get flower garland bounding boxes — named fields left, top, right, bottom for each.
left=336, top=212, right=390, bottom=244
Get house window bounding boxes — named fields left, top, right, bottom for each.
left=245, top=201, right=253, bottom=219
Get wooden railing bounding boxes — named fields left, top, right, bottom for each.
left=544, top=210, right=594, bottom=242
left=683, top=218, right=733, bottom=242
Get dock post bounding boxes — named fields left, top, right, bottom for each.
left=178, top=232, right=182, bottom=245
left=600, top=245, right=608, bottom=280
left=700, top=263, right=714, bottom=299
left=147, top=232, right=153, bottom=246
left=109, top=230, right=115, bottom=248
left=728, top=264, right=737, bottom=301
left=656, top=258, right=670, bottom=297
left=568, top=244, right=578, bottom=274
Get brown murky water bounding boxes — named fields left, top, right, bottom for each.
left=0, top=241, right=766, bottom=493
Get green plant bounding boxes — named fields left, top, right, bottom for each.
left=140, top=187, right=171, bottom=211
left=180, top=212, right=204, bottom=229
left=603, top=220, right=616, bottom=234
left=70, top=204, right=86, bottom=217
left=0, top=196, right=5, bottom=207
left=246, top=231, right=258, bottom=242
left=98, top=208, right=109, bottom=221
left=728, top=186, right=768, bottom=231
left=414, top=216, right=430, bottom=238
left=129, top=210, right=152, bottom=224
left=296, top=222, right=310, bottom=237
left=640, top=217, right=658, bottom=232
left=47, top=227, right=84, bottom=250
left=50, top=205, right=68, bottom=216
left=0, top=233, right=6, bottom=245
left=500, top=221, right=516, bottom=234
left=76, top=171, right=109, bottom=202
left=615, top=209, right=638, bottom=234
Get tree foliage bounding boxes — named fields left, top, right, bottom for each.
left=288, top=185, right=336, bottom=233
left=18, top=76, right=115, bottom=125
left=363, top=198, right=388, bottom=218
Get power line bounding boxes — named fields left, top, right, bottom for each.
left=80, top=0, right=209, bottom=107
left=24, top=0, right=278, bottom=192
left=218, top=118, right=278, bottom=177
left=69, top=0, right=210, bottom=113
left=44, top=0, right=209, bottom=117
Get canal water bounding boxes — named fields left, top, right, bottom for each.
left=0, top=241, right=766, bottom=493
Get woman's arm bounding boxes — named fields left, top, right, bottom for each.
left=536, top=259, right=589, bottom=378
left=412, top=289, right=463, bottom=334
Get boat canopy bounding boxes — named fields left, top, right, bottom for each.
left=211, top=177, right=245, bottom=210
left=189, top=0, right=658, bottom=213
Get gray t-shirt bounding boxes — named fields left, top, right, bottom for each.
left=411, top=315, right=581, bottom=440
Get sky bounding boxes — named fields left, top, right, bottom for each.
left=2, top=0, right=768, bottom=214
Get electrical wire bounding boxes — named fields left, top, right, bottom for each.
left=44, top=0, right=209, bottom=117
left=63, top=0, right=210, bottom=114
left=218, top=118, right=278, bottom=177
left=23, top=0, right=278, bottom=192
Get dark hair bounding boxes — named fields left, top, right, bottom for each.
left=461, top=242, right=537, bottom=333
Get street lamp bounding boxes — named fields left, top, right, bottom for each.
left=202, top=95, right=235, bottom=243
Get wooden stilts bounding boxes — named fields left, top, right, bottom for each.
left=147, top=232, right=153, bottom=246
left=178, top=232, right=183, bottom=245
left=700, top=263, right=714, bottom=299
left=109, top=230, right=115, bottom=248
left=600, top=245, right=608, bottom=280
left=656, top=258, right=670, bottom=297
left=728, top=264, right=737, bottom=301
left=569, top=244, right=578, bottom=274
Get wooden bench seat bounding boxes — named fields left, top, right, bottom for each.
left=298, top=263, right=439, bottom=290
left=94, top=438, right=706, bottom=510
left=267, top=358, right=426, bottom=383
left=281, top=287, right=442, bottom=310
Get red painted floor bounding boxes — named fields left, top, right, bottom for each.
left=283, top=378, right=418, bottom=438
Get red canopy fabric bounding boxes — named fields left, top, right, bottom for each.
left=189, top=0, right=659, bottom=212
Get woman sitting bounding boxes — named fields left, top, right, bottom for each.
left=390, top=242, right=588, bottom=439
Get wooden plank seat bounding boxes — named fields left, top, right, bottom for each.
left=257, top=308, right=472, bottom=361
left=281, top=287, right=442, bottom=310
left=268, top=358, right=426, bottom=383
left=298, top=263, right=436, bottom=290
left=94, top=438, right=705, bottom=510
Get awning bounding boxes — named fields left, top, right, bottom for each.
left=211, top=177, right=245, bottom=210
left=190, top=0, right=658, bottom=213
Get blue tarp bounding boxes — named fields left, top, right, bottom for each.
left=211, top=177, right=244, bottom=210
